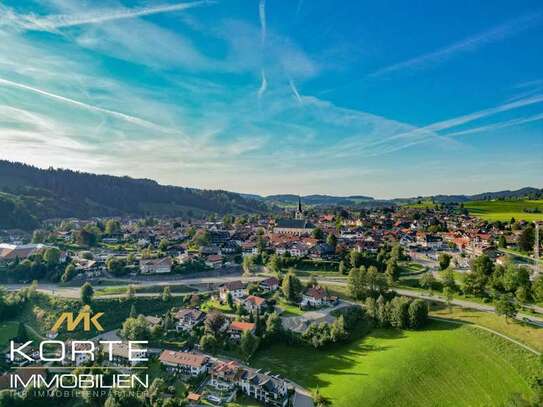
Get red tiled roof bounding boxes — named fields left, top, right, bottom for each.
left=159, top=351, right=208, bottom=368
left=245, top=295, right=265, bottom=306
left=229, top=321, right=256, bottom=332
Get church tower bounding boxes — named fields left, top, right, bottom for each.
left=295, top=196, right=304, bottom=220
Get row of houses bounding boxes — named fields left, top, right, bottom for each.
left=159, top=351, right=289, bottom=406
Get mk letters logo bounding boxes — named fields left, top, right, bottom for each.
left=51, top=312, right=104, bottom=332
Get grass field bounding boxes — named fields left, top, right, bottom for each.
left=430, top=305, right=543, bottom=353
left=465, top=199, right=543, bottom=222
left=0, top=321, right=18, bottom=348
left=251, top=320, right=540, bottom=407
left=94, top=284, right=194, bottom=296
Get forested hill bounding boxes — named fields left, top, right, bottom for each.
left=0, top=160, right=269, bottom=229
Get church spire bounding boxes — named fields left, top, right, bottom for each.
left=298, top=196, right=302, bottom=213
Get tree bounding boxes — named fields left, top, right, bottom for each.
left=106, top=256, right=127, bottom=276
left=326, top=234, right=337, bottom=248
left=440, top=268, right=457, bottom=291
left=419, top=272, right=436, bottom=292
left=76, top=226, right=99, bottom=247
left=267, top=254, right=281, bottom=275
left=515, top=286, right=528, bottom=305
left=226, top=292, right=234, bottom=310
left=265, top=312, right=282, bottom=339
left=471, top=254, right=494, bottom=276
left=364, top=297, right=377, bottom=320
left=80, top=282, right=94, bottom=305
left=242, top=255, right=255, bottom=274
left=16, top=322, right=28, bottom=342
left=281, top=270, right=303, bottom=302
left=240, top=331, right=260, bottom=361
left=43, top=247, right=61, bottom=267
left=348, top=266, right=366, bottom=300
left=158, top=239, right=169, bottom=252
left=129, top=304, right=137, bottom=318
left=389, top=297, right=410, bottom=329
left=518, top=227, right=535, bottom=252
left=61, top=263, right=77, bottom=282
left=350, top=250, right=363, bottom=268
left=438, top=253, right=452, bottom=270
left=120, top=315, right=150, bottom=340
left=408, top=299, right=428, bottom=329
left=162, top=286, right=171, bottom=302
left=104, top=219, right=121, bottom=235
left=126, top=284, right=136, bottom=300
left=385, top=259, right=399, bottom=284
left=200, top=334, right=218, bottom=353
left=205, top=312, right=226, bottom=336
left=338, top=260, right=346, bottom=275
left=376, top=295, right=388, bottom=327
left=32, top=230, right=46, bottom=243
left=443, top=287, right=453, bottom=312
left=498, top=235, right=507, bottom=248
left=312, top=227, right=325, bottom=240
left=495, top=294, right=517, bottom=323
left=533, top=275, right=543, bottom=303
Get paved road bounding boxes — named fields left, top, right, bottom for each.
left=311, top=278, right=543, bottom=325
left=4, top=274, right=543, bottom=324
left=3, top=275, right=261, bottom=299
left=281, top=300, right=353, bottom=333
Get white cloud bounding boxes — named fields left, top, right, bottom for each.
left=371, top=12, right=543, bottom=77
left=0, top=1, right=213, bottom=32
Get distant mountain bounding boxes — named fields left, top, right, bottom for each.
left=404, top=187, right=543, bottom=204
left=263, top=194, right=374, bottom=207
left=0, top=161, right=269, bottom=230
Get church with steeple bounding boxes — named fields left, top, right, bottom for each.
left=273, top=196, right=315, bottom=236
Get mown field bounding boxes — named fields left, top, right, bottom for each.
left=465, top=200, right=543, bottom=221
left=0, top=321, right=18, bottom=348
left=251, top=320, right=541, bottom=407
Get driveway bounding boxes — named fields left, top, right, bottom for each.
left=281, top=300, right=353, bottom=333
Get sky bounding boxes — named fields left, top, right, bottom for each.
left=0, top=0, right=542, bottom=198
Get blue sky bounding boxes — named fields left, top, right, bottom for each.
left=0, top=0, right=542, bottom=198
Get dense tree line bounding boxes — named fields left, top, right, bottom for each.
left=0, top=160, right=270, bottom=229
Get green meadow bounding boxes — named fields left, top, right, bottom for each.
left=251, top=320, right=540, bottom=407
left=464, top=200, right=543, bottom=222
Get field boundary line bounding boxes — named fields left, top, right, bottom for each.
left=430, top=316, right=541, bottom=355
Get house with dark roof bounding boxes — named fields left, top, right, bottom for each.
left=259, top=277, right=279, bottom=292
left=273, top=219, right=315, bottom=236
left=174, top=308, right=206, bottom=332
left=301, top=285, right=338, bottom=307
left=238, top=368, right=289, bottom=406
left=140, top=257, right=172, bottom=274
left=219, top=280, right=247, bottom=302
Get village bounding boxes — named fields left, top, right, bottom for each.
left=0, top=198, right=541, bottom=406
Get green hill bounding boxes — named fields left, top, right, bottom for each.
left=465, top=200, right=543, bottom=222
left=252, top=321, right=541, bottom=407
left=0, top=160, right=270, bottom=229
